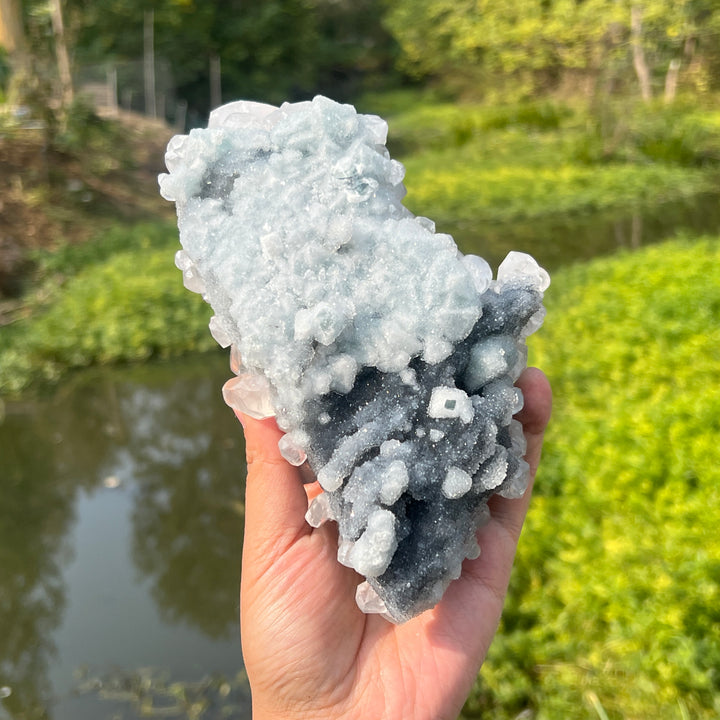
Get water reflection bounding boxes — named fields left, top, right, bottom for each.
left=124, top=366, right=246, bottom=637
left=1, top=412, right=71, bottom=720
left=0, top=353, right=249, bottom=719
left=451, top=192, right=720, bottom=271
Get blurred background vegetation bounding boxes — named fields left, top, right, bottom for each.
left=1, top=1, right=719, bottom=719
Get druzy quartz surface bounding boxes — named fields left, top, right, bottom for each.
left=159, top=96, right=549, bottom=623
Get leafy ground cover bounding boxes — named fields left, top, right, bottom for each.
left=0, top=222, right=215, bottom=397
left=375, top=97, right=720, bottom=226
left=463, top=236, right=720, bottom=719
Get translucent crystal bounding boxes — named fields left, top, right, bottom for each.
left=229, top=345, right=243, bottom=375
left=463, top=254, right=493, bottom=294
left=497, top=251, right=551, bottom=292
left=221, top=374, right=275, bottom=419
left=305, top=492, right=334, bottom=528
left=209, top=315, right=232, bottom=348
left=278, top=432, right=308, bottom=466
left=355, top=581, right=390, bottom=616
left=498, top=457, right=531, bottom=499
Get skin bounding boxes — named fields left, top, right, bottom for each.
left=236, top=367, right=552, bottom=720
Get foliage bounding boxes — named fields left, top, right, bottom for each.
left=0, top=222, right=216, bottom=397
left=390, top=100, right=719, bottom=226
left=65, top=0, right=399, bottom=115
left=583, top=97, right=720, bottom=166
left=404, top=152, right=714, bottom=225
left=383, top=0, right=720, bottom=100
left=51, top=94, right=132, bottom=169
left=463, top=236, right=720, bottom=719
left=381, top=99, right=574, bottom=155
left=0, top=46, right=11, bottom=101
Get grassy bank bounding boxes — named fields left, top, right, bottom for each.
left=464, top=235, right=720, bottom=719
left=0, top=222, right=215, bottom=397
left=368, top=94, right=720, bottom=226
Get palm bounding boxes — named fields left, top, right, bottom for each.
left=239, top=368, right=551, bottom=720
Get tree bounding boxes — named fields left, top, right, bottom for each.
left=66, top=0, right=398, bottom=121
left=383, top=0, right=720, bottom=101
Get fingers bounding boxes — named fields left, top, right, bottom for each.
left=485, top=367, right=552, bottom=540
left=238, top=411, right=313, bottom=579
left=515, top=366, right=553, bottom=475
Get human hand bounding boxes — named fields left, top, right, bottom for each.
left=237, top=367, right=551, bottom=720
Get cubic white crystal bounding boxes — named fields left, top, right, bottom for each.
left=497, top=251, right=551, bottom=292
left=427, top=386, right=474, bottom=424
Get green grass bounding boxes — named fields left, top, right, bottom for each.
left=464, top=235, right=720, bottom=719
left=369, top=97, right=720, bottom=227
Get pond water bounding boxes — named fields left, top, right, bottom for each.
left=1, top=191, right=719, bottom=720
left=450, top=192, right=720, bottom=272
left=0, top=354, right=251, bottom=720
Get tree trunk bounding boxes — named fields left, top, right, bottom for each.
left=664, top=59, right=680, bottom=103
left=144, top=10, right=157, bottom=118
left=50, top=0, right=74, bottom=109
left=630, top=5, right=652, bottom=102
left=210, top=53, right=222, bottom=110
left=0, top=0, right=25, bottom=55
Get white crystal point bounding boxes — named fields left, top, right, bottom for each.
left=521, top=305, right=548, bottom=338
left=337, top=539, right=355, bottom=567
left=361, top=113, right=389, bottom=145
left=222, top=374, right=275, bottom=419
left=164, top=134, right=188, bottom=173
left=497, top=251, right=551, bottom=292
left=174, top=250, right=206, bottom=294
left=509, top=418, right=528, bottom=455
left=229, top=344, right=243, bottom=375
left=208, top=100, right=278, bottom=129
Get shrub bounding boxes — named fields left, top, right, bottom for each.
left=465, top=236, right=720, bottom=718
left=402, top=153, right=714, bottom=225
left=0, top=223, right=216, bottom=397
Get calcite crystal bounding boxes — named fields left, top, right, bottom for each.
left=159, top=96, right=549, bottom=623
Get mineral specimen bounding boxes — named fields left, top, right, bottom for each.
left=159, top=96, right=549, bottom=623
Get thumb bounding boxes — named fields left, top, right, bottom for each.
left=237, top=412, right=312, bottom=581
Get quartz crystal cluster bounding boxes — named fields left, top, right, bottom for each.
left=159, top=96, right=549, bottom=623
